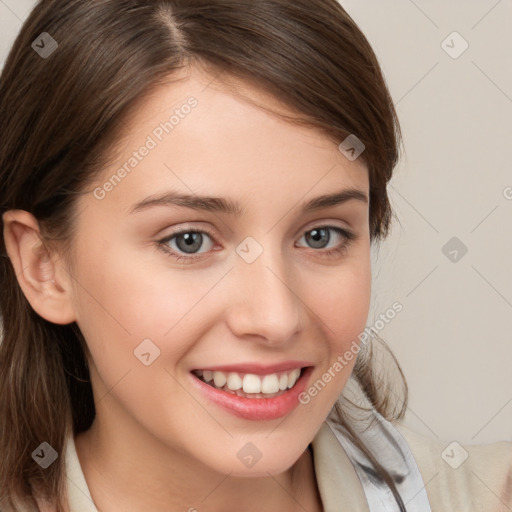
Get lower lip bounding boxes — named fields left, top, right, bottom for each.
left=189, top=367, right=313, bottom=421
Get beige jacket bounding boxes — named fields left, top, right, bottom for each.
left=49, top=421, right=512, bottom=511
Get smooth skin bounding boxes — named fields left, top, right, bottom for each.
left=3, top=65, right=371, bottom=512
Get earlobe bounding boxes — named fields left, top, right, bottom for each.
left=2, top=209, right=77, bottom=325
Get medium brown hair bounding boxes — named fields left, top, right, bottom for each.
left=0, top=1, right=407, bottom=510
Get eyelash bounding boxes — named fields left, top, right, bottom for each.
left=156, top=225, right=357, bottom=264
left=156, top=225, right=358, bottom=263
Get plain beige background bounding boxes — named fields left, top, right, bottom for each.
left=0, top=0, right=510, bottom=445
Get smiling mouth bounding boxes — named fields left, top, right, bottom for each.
left=191, top=368, right=306, bottom=399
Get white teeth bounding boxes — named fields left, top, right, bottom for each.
left=287, top=368, right=301, bottom=389
left=213, top=371, right=227, bottom=388
left=243, top=374, right=261, bottom=394
left=227, top=372, right=243, bottom=390
left=196, top=368, right=304, bottom=395
left=261, top=374, right=280, bottom=394
left=279, top=373, right=288, bottom=390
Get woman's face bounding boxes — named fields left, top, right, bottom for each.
left=67, top=66, right=371, bottom=477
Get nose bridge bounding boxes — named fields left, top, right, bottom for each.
left=226, top=238, right=302, bottom=344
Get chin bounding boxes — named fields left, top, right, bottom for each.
left=221, top=444, right=305, bottom=478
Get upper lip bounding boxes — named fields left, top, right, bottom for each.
left=192, top=361, right=313, bottom=375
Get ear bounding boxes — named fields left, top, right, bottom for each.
left=2, top=209, right=76, bottom=325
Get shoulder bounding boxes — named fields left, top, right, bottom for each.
left=394, top=421, right=512, bottom=512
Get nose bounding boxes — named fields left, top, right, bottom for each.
left=225, top=247, right=302, bottom=347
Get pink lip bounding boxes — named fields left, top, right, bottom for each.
left=189, top=366, right=314, bottom=421
left=192, top=361, right=313, bottom=375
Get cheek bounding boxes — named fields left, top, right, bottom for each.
left=70, top=237, right=199, bottom=338
left=303, top=255, right=372, bottom=400
left=312, top=254, right=372, bottom=346
left=324, top=271, right=370, bottom=326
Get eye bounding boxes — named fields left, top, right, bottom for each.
left=297, top=226, right=356, bottom=258
left=158, top=228, right=215, bottom=263
left=156, top=225, right=357, bottom=264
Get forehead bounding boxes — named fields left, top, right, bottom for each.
left=86, top=65, right=369, bottom=214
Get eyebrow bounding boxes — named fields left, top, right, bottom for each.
left=129, top=188, right=368, bottom=216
